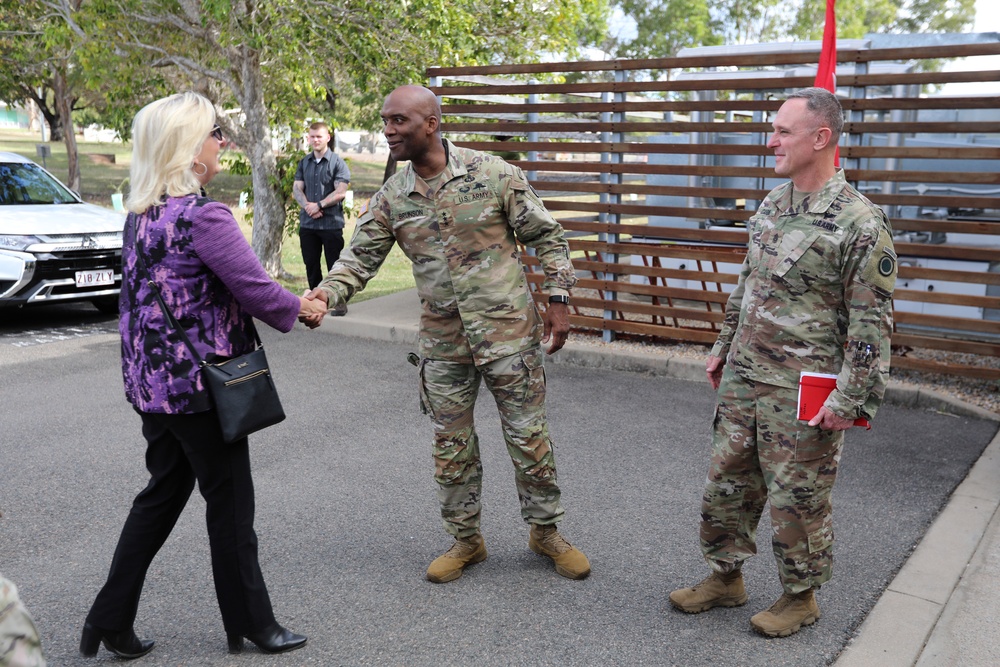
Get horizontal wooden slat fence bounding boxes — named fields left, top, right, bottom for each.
left=427, top=36, right=1000, bottom=379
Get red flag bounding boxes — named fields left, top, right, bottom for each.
left=815, top=0, right=840, bottom=165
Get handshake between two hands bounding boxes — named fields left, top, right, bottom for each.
left=297, top=288, right=328, bottom=329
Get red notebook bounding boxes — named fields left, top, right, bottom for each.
left=797, top=372, right=871, bottom=429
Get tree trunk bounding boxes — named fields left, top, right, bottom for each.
left=247, top=130, right=288, bottom=278
left=31, top=87, right=63, bottom=142
left=52, top=70, right=79, bottom=192
left=383, top=155, right=397, bottom=184
left=238, top=58, right=287, bottom=279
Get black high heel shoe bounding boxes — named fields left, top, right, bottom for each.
left=227, top=622, right=306, bottom=654
left=80, top=622, right=155, bottom=659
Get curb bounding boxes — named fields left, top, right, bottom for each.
left=547, top=345, right=708, bottom=383
left=881, top=383, right=1000, bottom=422
left=834, top=428, right=1000, bottom=666
left=551, top=346, right=999, bottom=422
left=320, top=302, right=1000, bottom=667
left=319, top=310, right=999, bottom=424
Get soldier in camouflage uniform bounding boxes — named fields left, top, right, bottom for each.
left=0, top=575, right=46, bottom=666
left=307, top=85, right=590, bottom=583
left=669, top=88, right=896, bottom=637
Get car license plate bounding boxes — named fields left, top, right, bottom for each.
left=75, top=269, right=115, bottom=288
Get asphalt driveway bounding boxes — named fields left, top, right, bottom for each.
left=1, top=324, right=996, bottom=666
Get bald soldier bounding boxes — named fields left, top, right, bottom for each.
left=668, top=88, right=896, bottom=637
left=304, top=85, right=589, bottom=583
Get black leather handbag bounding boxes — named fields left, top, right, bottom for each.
left=195, top=335, right=286, bottom=443
left=132, top=217, right=286, bottom=443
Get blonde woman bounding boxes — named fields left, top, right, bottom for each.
left=81, top=92, right=322, bottom=659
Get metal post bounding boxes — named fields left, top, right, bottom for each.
left=750, top=90, right=767, bottom=213
left=524, top=83, right=540, bottom=280
left=599, top=70, right=625, bottom=343
left=844, top=59, right=868, bottom=178
left=527, top=81, right=539, bottom=181
left=429, top=75, right=442, bottom=114
left=880, top=83, right=905, bottom=220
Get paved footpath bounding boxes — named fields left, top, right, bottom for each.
left=1, top=289, right=997, bottom=666
left=326, top=289, right=1000, bottom=667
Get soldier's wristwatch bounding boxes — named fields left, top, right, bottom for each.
left=548, top=294, right=570, bottom=305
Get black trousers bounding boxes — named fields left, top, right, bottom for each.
left=85, top=409, right=275, bottom=636
left=299, top=227, right=344, bottom=289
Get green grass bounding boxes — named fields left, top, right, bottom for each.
left=341, top=160, right=387, bottom=197
left=0, top=128, right=387, bottom=206
left=1, top=128, right=413, bottom=303
left=1, top=128, right=139, bottom=205
left=267, top=220, right=416, bottom=303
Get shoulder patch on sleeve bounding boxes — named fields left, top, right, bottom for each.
left=505, top=163, right=545, bottom=201
left=508, top=164, right=529, bottom=191
left=357, top=202, right=375, bottom=226
left=861, top=225, right=897, bottom=296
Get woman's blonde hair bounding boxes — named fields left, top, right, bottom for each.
left=126, top=92, right=215, bottom=213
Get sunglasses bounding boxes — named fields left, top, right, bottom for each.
left=210, top=124, right=224, bottom=142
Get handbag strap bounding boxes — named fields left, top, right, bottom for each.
left=130, top=213, right=261, bottom=368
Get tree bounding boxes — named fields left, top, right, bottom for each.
left=612, top=0, right=977, bottom=59
left=790, top=0, right=975, bottom=40
left=714, top=0, right=795, bottom=45
left=608, top=0, right=722, bottom=61
left=0, top=1, right=87, bottom=190
left=61, top=0, right=608, bottom=278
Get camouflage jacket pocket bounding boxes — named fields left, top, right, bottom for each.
left=772, top=231, right=833, bottom=297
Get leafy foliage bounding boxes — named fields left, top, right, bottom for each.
left=0, top=1, right=85, bottom=186
left=611, top=0, right=978, bottom=57
left=789, top=0, right=975, bottom=40
left=610, top=0, right=722, bottom=60
left=52, top=0, right=608, bottom=275
left=222, top=150, right=303, bottom=238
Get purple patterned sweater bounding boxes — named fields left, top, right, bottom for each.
left=120, top=194, right=300, bottom=414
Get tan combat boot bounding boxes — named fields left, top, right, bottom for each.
left=528, top=524, right=591, bottom=579
left=750, top=588, right=820, bottom=637
left=669, top=570, right=748, bottom=613
left=426, top=533, right=487, bottom=583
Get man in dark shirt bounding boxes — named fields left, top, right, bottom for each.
left=292, top=122, right=352, bottom=305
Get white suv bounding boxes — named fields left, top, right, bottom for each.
left=0, top=152, right=125, bottom=314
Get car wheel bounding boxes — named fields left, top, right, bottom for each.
left=91, top=296, right=119, bottom=315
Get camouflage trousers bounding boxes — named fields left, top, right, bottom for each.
left=700, top=365, right=843, bottom=594
left=419, top=346, right=564, bottom=538
left=0, top=576, right=46, bottom=667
